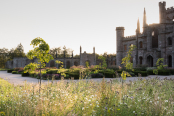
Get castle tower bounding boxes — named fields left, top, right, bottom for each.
left=159, top=1, right=166, bottom=24
left=136, top=18, right=140, bottom=34
left=143, top=8, right=147, bottom=33
left=116, top=27, right=124, bottom=67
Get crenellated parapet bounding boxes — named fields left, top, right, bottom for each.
left=166, top=7, right=174, bottom=14
left=123, top=35, right=136, bottom=41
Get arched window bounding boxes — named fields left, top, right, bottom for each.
left=124, top=45, right=127, bottom=51
left=152, top=31, right=154, bottom=36
left=139, top=41, right=143, bottom=48
left=168, top=37, right=172, bottom=45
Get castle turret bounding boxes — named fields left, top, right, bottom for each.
left=159, top=1, right=166, bottom=24
left=136, top=18, right=140, bottom=34
left=143, top=8, right=147, bottom=33
left=116, top=27, right=124, bottom=67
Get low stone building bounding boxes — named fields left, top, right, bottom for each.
left=116, top=1, right=174, bottom=68
left=5, top=46, right=116, bottom=69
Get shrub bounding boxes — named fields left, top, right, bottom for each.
left=158, top=69, right=170, bottom=75
left=117, top=70, right=122, bottom=73
left=147, top=69, right=155, bottom=75
left=42, top=74, right=61, bottom=80
left=14, top=67, right=24, bottom=71
left=47, top=69, right=59, bottom=74
left=68, top=72, right=79, bottom=79
left=128, top=72, right=135, bottom=77
left=169, top=69, right=174, bottom=75
left=18, top=70, right=24, bottom=74
left=139, top=71, right=148, bottom=77
left=91, top=73, right=104, bottom=78
left=7, top=69, right=14, bottom=73
left=12, top=71, right=18, bottom=74
left=22, top=72, right=30, bottom=77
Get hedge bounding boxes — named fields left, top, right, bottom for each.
left=12, top=71, right=18, bottom=74
left=158, top=69, right=170, bottom=75
left=91, top=73, right=104, bottom=78
left=22, top=72, right=30, bottom=77
left=7, top=69, right=14, bottom=73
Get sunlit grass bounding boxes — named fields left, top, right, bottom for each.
left=0, top=77, right=174, bottom=116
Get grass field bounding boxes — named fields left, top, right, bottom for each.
left=0, top=76, right=174, bottom=116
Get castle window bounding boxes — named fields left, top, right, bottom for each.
left=124, top=45, right=127, bottom=51
left=152, top=29, right=158, bottom=48
left=168, top=37, right=172, bottom=45
left=130, top=57, right=133, bottom=63
left=139, top=41, right=143, bottom=48
left=139, top=56, right=143, bottom=64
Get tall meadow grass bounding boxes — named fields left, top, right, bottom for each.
left=0, top=77, right=174, bottom=116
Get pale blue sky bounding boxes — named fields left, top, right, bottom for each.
left=0, top=0, right=174, bottom=55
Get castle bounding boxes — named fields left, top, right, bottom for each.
left=116, top=1, right=174, bottom=68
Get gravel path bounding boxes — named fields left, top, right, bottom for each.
left=0, top=71, right=174, bottom=86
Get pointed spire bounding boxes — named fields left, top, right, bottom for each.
left=137, top=18, right=140, bottom=33
left=143, top=8, right=147, bottom=28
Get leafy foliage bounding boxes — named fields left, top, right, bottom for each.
left=121, top=45, right=136, bottom=81
left=23, top=37, right=54, bottom=75
left=153, top=58, right=168, bottom=75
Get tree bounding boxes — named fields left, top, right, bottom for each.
left=121, top=45, right=136, bottom=87
left=0, top=48, right=9, bottom=68
left=153, top=58, right=168, bottom=75
left=13, top=43, right=26, bottom=58
left=23, top=37, right=54, bottom=87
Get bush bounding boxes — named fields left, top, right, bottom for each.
left=68, top=72, right=79, bottom=79
left=139, top=71, right=148, bottom=77
left=117, top=70, right=122, bottom=73
left=29, top=72, right=35, bottom=77
left=7, top=69, right=14, bottom=73
left=47, top=69, right=59, bottom=74
left=158, top=69, right=170, bottom=75
left=91, top=73, right=104, bottom=78
left=12, top=71, right=18, bottom=74
left=168, top=69, right=174, bottom=75
left=14, top=67, right=24, bottom=71
left=42, top=74, right=61, bottom=80
left=147, top=70, right=155, bottom=75
left=128, top=72, right=135, bottom=77
left=22, top=72, right=30, bottom=77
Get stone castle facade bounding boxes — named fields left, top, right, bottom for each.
left=116, top=1, right=174, bottom=68
left=5, top=46, right=116, bottom=69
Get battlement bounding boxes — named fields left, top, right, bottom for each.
left=116, top=27, right=125, bottom=30
left=166, top=6, right=174, bottom=13
left=123, top=35, right=136, bottom=39
left=159, top=1, right=166, bottom=6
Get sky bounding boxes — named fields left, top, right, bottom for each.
left=0, top=0, right=174, bottom=55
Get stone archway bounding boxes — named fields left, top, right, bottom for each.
left=74, top=61, right=78, bottom=66
left=168, top=55, right=172, bottom=67
left=50, top=60, right=55, bottom=67
left=147, top=55, right=153, bottom=67
left=66, top=61, right=70, bottom=69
